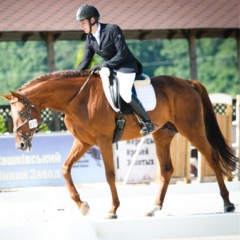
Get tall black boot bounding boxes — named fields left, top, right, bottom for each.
left=129, top=94, right=155, bottom=136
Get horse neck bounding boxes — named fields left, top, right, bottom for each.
left=23, top=78, right=90, bottom=112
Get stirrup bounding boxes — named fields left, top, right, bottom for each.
left=140, top=121, right=155, bottom=136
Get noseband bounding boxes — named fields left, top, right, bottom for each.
left=10, top=95, right=40, bottom=141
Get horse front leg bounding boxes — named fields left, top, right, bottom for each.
left=62, top=139, right=92, bottom=215
left=145, top=131, right=175, bottom=216
left=98, top=136, right=120, bottom=219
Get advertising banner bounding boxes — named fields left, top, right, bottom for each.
left=0, top=133, right=157, bottom=188
left=0, top=133, right=105, bottom=188
left=115, top=136, right=157, bottom=183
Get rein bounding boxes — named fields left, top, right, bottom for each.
left=60, top=70, right=95, bottom=112
left=14, top=70, right=95, bottom=135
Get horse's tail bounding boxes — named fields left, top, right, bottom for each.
left=187, top=80, right=239, bottom=175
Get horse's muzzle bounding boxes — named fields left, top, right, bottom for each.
left=16, top=139, right=32, bottom=151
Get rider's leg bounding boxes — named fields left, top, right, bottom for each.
left=117, top=71, right=154, bottom=136
left=116, top=71, right=135, bottom=103
left=129, top=94, right=155, bottom=136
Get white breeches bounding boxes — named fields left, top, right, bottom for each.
left=116, top=72, right=136, bottom=103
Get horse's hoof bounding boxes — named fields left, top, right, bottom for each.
left=144, top=211, right=154, bottom=217
left=104, top=213, right=118, bottom=219
left=80, top=201, right=90, bottom=216
left=224, top=204, right=235, bottom=213
left=144, top=205, right=161, bottom=217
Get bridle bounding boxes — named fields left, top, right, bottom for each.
left=10, top=95, right=40, bottom=142
left=11, top=70, right=95, bottom=140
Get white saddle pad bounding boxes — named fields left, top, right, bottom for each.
left=135, top=84, right=156, bottom=111
left=99, top=68, right=157, bottom=113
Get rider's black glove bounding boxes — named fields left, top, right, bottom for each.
left=91, top=64, right=102, bottom=72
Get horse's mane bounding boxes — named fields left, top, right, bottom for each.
left=18, top=70, right=94, bottom=91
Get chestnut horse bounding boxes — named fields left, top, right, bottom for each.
left=1, top=70, right=239, bottom=219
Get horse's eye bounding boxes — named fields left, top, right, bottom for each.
left=19, top=111, right=25, bottom=117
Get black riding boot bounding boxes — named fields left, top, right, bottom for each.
left=129, top=94, right=155, bottom=136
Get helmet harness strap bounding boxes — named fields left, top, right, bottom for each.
left=88, top=17, right=97, bottom=33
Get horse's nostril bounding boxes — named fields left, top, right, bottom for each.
left=19, top=142, right=25, bottom=149
left=17, top=141, right=31, bottom=151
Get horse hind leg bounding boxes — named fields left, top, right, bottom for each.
left=187, top=134, right=235, bottom=213
left=204, top=147, right=235, bottom=212
left=145, top=130, right=175, bottom=216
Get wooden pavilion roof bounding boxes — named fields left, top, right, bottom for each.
left=0, top=0, right=239, bottom=41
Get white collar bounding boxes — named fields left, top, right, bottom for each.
left=93, top=23, right=101, bottom=44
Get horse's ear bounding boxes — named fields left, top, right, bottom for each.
left=10, top=91, right=23, bottom=100
left=0, top=93, right=13, bottom=101
left=0, top=91, right=22, bottom=101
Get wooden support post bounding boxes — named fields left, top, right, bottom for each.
left=46, top=32, right=55, bottom=73
left=188, top=29, right=198, bottom=80
left=46, top=32, right=61, bottom=131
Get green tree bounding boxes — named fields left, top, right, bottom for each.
left=152, top=39, right=190, bottom=79
left=0, top=115, right=7, bottom=133
left=73, top=43, right=102, bottom=69
left=0, top=37, right=239, bottom=106
left=54, top=40, right=81, bottom=70
left=0, top=41, right=48, bottom=94
left=197, top=38, right=239, bottom=95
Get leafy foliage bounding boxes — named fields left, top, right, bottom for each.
left=0, top=115, right=7, bottom=133
left=38, top=122, right=49, bottom=132
left=130, top=38, right=239, bottom=96
left=0, top=41, right=48, bottom=104
left=197, top=38, right=239, bottom=95
left=0, top=37, right=239, bottom=106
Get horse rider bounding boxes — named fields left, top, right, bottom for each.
left=75, top=4, right=154, bottom=136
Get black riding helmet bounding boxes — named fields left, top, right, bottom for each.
left=75, top=5, right=100, bottom=23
